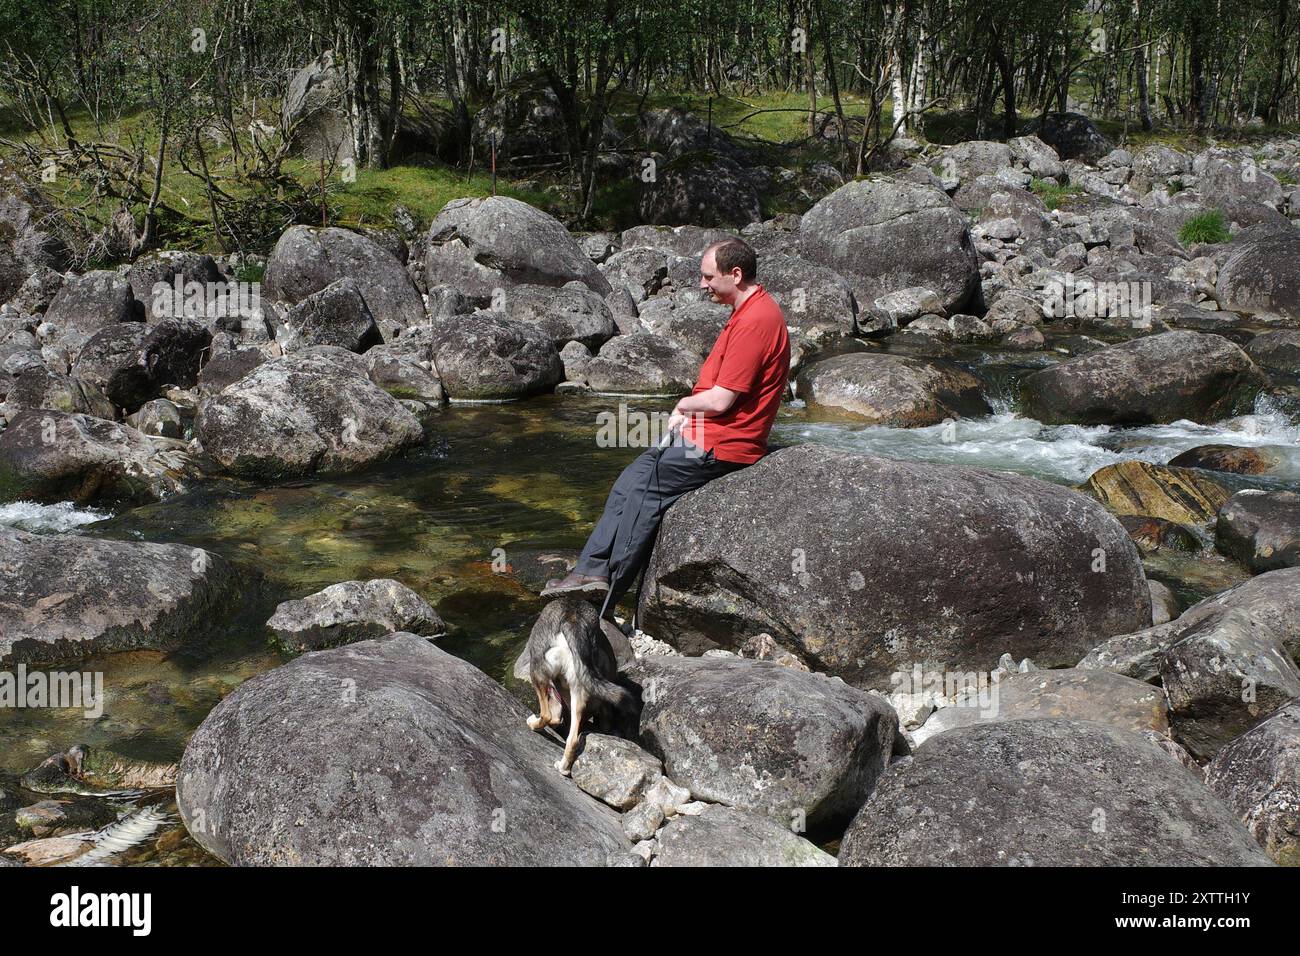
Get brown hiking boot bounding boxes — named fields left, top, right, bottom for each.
left=541, top=571, right=609, bottom=598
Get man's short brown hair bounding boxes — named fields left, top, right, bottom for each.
left=707, top=238, right=757, bottom=282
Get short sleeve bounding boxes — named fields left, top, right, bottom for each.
left=712, top=320, right=771, bottom=395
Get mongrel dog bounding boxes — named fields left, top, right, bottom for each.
left=525, top=596, right=638, bottom=775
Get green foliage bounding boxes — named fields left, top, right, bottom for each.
left=1030, top=178, right=1083, bottom=210
left=1179, top=209, right=1229, bottom=245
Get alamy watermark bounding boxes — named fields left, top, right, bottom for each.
left=595, top=403, right=705, bottom=457
left=1042, top=274, right=1153, bottom=328
left=1, top=663, right=104, bottom=718
left=151, top=277, right=262, bottom=320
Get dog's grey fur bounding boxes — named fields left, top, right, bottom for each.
left=525, top=597, right=637, bottom=774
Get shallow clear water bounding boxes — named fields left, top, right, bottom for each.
left=3, top=349, right=1299, bottom=864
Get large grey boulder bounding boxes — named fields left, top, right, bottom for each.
left=1025, top=112, right=1115, bottom=164
left=499, top=283, right=618, bottom=351
left=280, top=50, right=353, bottom=163
left=264, top=226, right=425, bottom=339
left=266, top=579, right=446, bottom=654
left=1022, top=331, right=1267, bottom=425
left=126, top=251, right=224, bottom=322
left=424, top=197, right=611, bottom=300
left=798, top=178, right=980, bottom=315
left=1246, top=330, right=1300, bottom=374
left=581, top=333, right=699, bottom=396
left=1216, top=490, right=1300, bottom=572
left=636, top=300, right=728, bottom=358
left=651, top=804, right=836, bottom=867
left=637, top=154, right=762, bottom=228
left=194, top=349, right=424, bottom=479
left=0, top=410, right=196, bottom=505
left=796, top=353, right=990, bottom=426
left=176, top=633, right=633, bottom=865
left=280, top=278, right=382, bottom=354
left=427, top=312, right=563, bottom=401
left=1159, top=608, right=1300, bottom=761
left=756, top=253, right=857, bottom=339
left=0, top=526, right=235, bottom=667
left=638, top=444, right=1151, bottom=690
left=930, top=141, right=1013, bottom=185
left=1217, top=234, right=1300, bottom=320
left=910, top=668, right=1171, bottom=748
left=569, top=734, right=664, bottom=812
left=2, top=367, right=116, bottom=421
left=42, top=271, right=139, bottom=348
left=631, top=655, right=897, bottom=831
left=839, top=718, right=1272, bottom=865
left=71, top=319, right=211, bottom=412
left=1205, top=700, right=1300, bottom=865
left=1198, top=155, right=1286, bottom=209
left=1079, top=567, right=1300, bottom=682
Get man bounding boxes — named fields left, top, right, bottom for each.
left=543, top=237, right=790, bottom=616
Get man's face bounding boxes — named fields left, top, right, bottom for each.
left=700, top=250, right=741, bottom=305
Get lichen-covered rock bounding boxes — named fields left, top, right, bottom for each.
left=176, top=633, right=632, bottom=865
left=651, top=804, right=836, bottom=867
left=427, top=312, right=563, bottom=401
left=266, top=579, right=446, bottom=654
left=630, top=654, right=899, bottom=831
left=639, top=444, right=1151, bottom=689
left=1204, top=700, right=1300, bottom=865
left=194, top=349, right=424, bottom=479
left=0, top=409, right=197, bottom=505
left=569, top=734, right=664, bottom=811
left=839, top=719, right=1273, bottom=866
left=796, top=352, right=990, bottom=426
left=1216, top=490, right=1300, bottom=572
left=1023, top=331, right=1267, bottom=425
left=0, top=526, right=235, bottom=667
left=799, top=178, right=980, bottom=315
left=424, top=196, right=611, bottom=300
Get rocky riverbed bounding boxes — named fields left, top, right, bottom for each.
left=2, top=120, right=1300, bottom=866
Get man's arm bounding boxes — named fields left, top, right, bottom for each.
left=668, top=385, right=736, bottom=431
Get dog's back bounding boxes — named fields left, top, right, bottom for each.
left=527, top=597, right=634, bottom=727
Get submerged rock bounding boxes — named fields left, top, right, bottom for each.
left=0, top=526, right=235, bottom=667
left=177, top=633, right=632, bottom=865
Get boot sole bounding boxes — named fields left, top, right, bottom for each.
left=540, top=582, right=610, bottom=599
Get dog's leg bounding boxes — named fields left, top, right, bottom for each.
left=527, top=678, right=549, bottom=732
left=555, top=689, right=586, bottom=776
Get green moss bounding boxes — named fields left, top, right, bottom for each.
left=1179, top=209, right=1230, bottom=245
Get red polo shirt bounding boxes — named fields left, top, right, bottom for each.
left=681, top=285, right=790, bottom=464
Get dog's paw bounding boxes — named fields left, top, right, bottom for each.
left=554, top=759, right=572, bottom=776
left=527, top=715, right=544, bottom=731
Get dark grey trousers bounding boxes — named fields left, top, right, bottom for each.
left=575, top=442, right=746, bottom=612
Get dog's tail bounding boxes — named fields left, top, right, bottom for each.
left=588, top=674, right=636, bottom=713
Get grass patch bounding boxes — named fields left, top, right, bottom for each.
left=1179, top=209, right=1230, bottom=245
left=1030, top=178, right=1084, bottom=210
